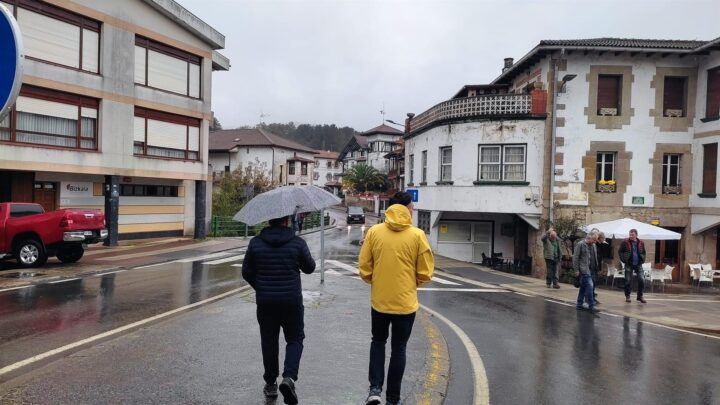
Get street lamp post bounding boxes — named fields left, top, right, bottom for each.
left=548, top=56, right=576, bottom=225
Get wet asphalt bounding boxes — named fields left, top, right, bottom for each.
left=2, top=210, right=720, bottom=404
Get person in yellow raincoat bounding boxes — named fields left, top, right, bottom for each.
left=359, top=191, right=434, bottom=405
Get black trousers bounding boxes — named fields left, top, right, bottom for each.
left=368, top=308, right=416, bottom=402
left=257, top=302, right=305, bottom=384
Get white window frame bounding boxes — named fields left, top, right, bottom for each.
left=421, top=150, right=427, bottom=183
left=662, top=153, right=681, bottom=187
left=596, top=152, right=616, bottom=181
left=477, top=144, right=526, bottom=182
left=440, top=147, right=452, bottom=182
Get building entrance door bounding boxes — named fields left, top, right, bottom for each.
left=472, top=222, right=492, bottom=263
left=33, top=182, right=57, bottom=212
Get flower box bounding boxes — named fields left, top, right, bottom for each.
left=597, top=183, right=616, bottom=193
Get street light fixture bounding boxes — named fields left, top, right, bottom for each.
left=385, top=119, right=405, bottom=128
left=548, top=64, right=576, bottom=224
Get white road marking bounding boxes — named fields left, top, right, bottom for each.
left=645, top=298, right=720, bottom=303
left=514, top=292, right=534, bottom=297
left=420, top=304, right=490, bottom=405
left=419, top=288, right=507, bottom=293
left=324, top=269, right=343, bottom=276
left=431, top=270, right=498, bottom=289
left=0, top=286, right=32, bottom=293
left=49, top=278, right=81, bottom=284
left=0, top=285, right=252, bottom=378
left=174, top=250, right=243, bottom=263
left=133, top=263, right=166, bottom=270
left=325, top=259, right=359, bottom=274
left=203, top=255, right=245, bottom=265
left=91, top=269, right=127, bottom=276
left=431, top=276, right=461, bottom=285
left=231, top=264, right=242, bottom=268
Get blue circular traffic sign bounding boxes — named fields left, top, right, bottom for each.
left=0, top=3, right=23, bottom=121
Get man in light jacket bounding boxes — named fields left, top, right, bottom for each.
left=541, top=228, right=561, bottom=288
left=574, top=232, right=598, bottom=313
left=359, top=192, right=434, bottom=405
left=242, top=215, right=316, bottom=405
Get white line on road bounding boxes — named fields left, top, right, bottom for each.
left=420, top=304, right=490, bottom=405
left=431, top=270, right=499, bottom=289
left=645, top=298, right=720, bottom=303
left=431, top=276, right=461, bottom=285
left=174, top=251, right=242, bottom=263
left=514, top=292, right=534, bottom=297
left=0, top=285, right=32, bottom=293
left=419, top=288, right=507, bottom=292
left=203, top=255, right=245, bottom=265
left=133, top=263, right=167, bottom=270
left=325, top=259, right=359, bottom=274
left=231, top=264, right=242, bottom=268
left=49, top=278, right=81, bottom=284
left=91, top=269, right=127, bottom=276
left=0, top=285, right=252, bottom=378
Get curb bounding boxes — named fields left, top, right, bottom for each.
left=435, top=265, right=720, bottom=337
left=407, top=310, right=450, bottom=405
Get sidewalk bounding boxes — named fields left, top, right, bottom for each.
left=434, top=255, right=720, bottom=335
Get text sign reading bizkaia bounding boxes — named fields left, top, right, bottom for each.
left=0, top=4, right=23, bottom=121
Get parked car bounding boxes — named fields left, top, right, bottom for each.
left=0, top=202, right=107, bottom=268
left=346, top=206, right=365, bottom=224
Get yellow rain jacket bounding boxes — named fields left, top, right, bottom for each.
left=359, top=204, right=434, bottom=314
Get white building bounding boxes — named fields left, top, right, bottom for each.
left=405, top=84, right=548, bottom=264
left=0, top=0, right=229, bottom=242
left=493, top=37, right=720, bottom=282
left=338, top=124, right=403, bottom=174
left=313, top=150, right=342, bottom=195
left=209, top=128, right=317, bottom=186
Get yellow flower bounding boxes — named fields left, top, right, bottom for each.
left=598, top=180, right=607, bottom=185
left=607, top=180, right=616, bottom=185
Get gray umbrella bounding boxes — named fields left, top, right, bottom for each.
left=233, top=185, right=341, bottom=284
left=233, top=185, right=341, bottom=225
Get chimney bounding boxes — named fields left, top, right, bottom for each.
left=502, top=57, right=514, bottom=73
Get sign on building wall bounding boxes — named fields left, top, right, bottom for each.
left=0, top=4, right=23, bottom=121
left=631, top=196, right=645, bottom=205
left=61, top=182, right=93, bottom=197
left=407, top=189, right=419, bottom=202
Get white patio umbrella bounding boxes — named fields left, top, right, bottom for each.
left=583, top=218, right=681, bottom=240
left=233, top=185, right=341, bottom=283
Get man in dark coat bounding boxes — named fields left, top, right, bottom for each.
left=242, top=215, right=316, bottom=404
left=618, top=228, right=647, bottom=304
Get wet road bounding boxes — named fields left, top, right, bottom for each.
left=0, top=249, right=248, bottom=369
left=2, top=209, right=720, bottom=404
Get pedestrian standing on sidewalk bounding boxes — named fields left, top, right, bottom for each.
left=541, top=228, right=561, bottom=289
left=592, top=231, right=609, bottom=304
left=359, top=191, right=434, bottom=405
left=574, top=232, right=599, bottom=313
left=241, top=215, right=316, bottom=405
left=618, top=229, right=647, bottom=304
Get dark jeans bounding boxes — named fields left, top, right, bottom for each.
left=369, top=309, right=416, bottom=402
left=576, top=273, right=595, bottom=308
left=257, top=301, right=305, bottom=384
left=591, top=270, right=598, bottom=297
left=624, top=263, right=645, bottom=298
left=545, top=259, right=559, bottom=286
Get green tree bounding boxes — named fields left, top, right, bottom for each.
left=212, top=163, right=274, bottom=217
left=342, top=164, right=387, bottom=193
left=210, top=115, right=222, bottom=131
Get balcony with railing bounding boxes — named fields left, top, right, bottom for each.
left=408, top=90, right=547, bottom=134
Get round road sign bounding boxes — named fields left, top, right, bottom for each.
left=0, top=3, right=23, bottom=121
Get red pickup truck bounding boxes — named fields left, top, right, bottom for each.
left=0, top=202, right=107, bottom=268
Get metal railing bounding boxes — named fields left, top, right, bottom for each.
left=210, top=212, right=330, bottom=238
left=409, top=94, right=533, bottom=133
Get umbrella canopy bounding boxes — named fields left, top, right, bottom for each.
left=233, top=185, right=341, bottom=225
left=583, top=218, right=681, bottom=240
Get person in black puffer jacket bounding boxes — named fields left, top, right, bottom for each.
left=242, top=215, right=316, bottom=405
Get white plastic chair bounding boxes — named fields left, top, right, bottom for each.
left=642, top=262, right=652, bottom=287
left=604, top=262, right=616, bottom=285
left=689, top=263, right=702, bottom=285
left=612, top=262, right=625, bottom=288
left=699, top=264, right=715, bottom=287
left=662, top=265, right=674, bottom=284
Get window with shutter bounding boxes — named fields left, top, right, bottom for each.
left=134, top=107, right=201, bottom=161
left=663, top=77, right=687, bottom=117
left=702, top=143, right=717, bottom=194
left=597, top=75, right=621, bottom=115
left=706, top=67, right=720, bottom=119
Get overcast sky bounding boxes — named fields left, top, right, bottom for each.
left=180, top=0, right=720, bottom=131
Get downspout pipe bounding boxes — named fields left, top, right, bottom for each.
left=549, top=48, right=564, bottom=225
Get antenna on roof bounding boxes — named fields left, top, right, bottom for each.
left=380, top=102, right=385, bottom=124
left=259, top=111, right=270, bottom=126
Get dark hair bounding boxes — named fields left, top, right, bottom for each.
left=269, top=216, right=290, bottom=227
left=388, top=191, right=412, bottom=207
left=629, top=228, right=638, bottom=235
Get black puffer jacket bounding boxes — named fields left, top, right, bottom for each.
left=241, top=226, right=315, bottom=305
